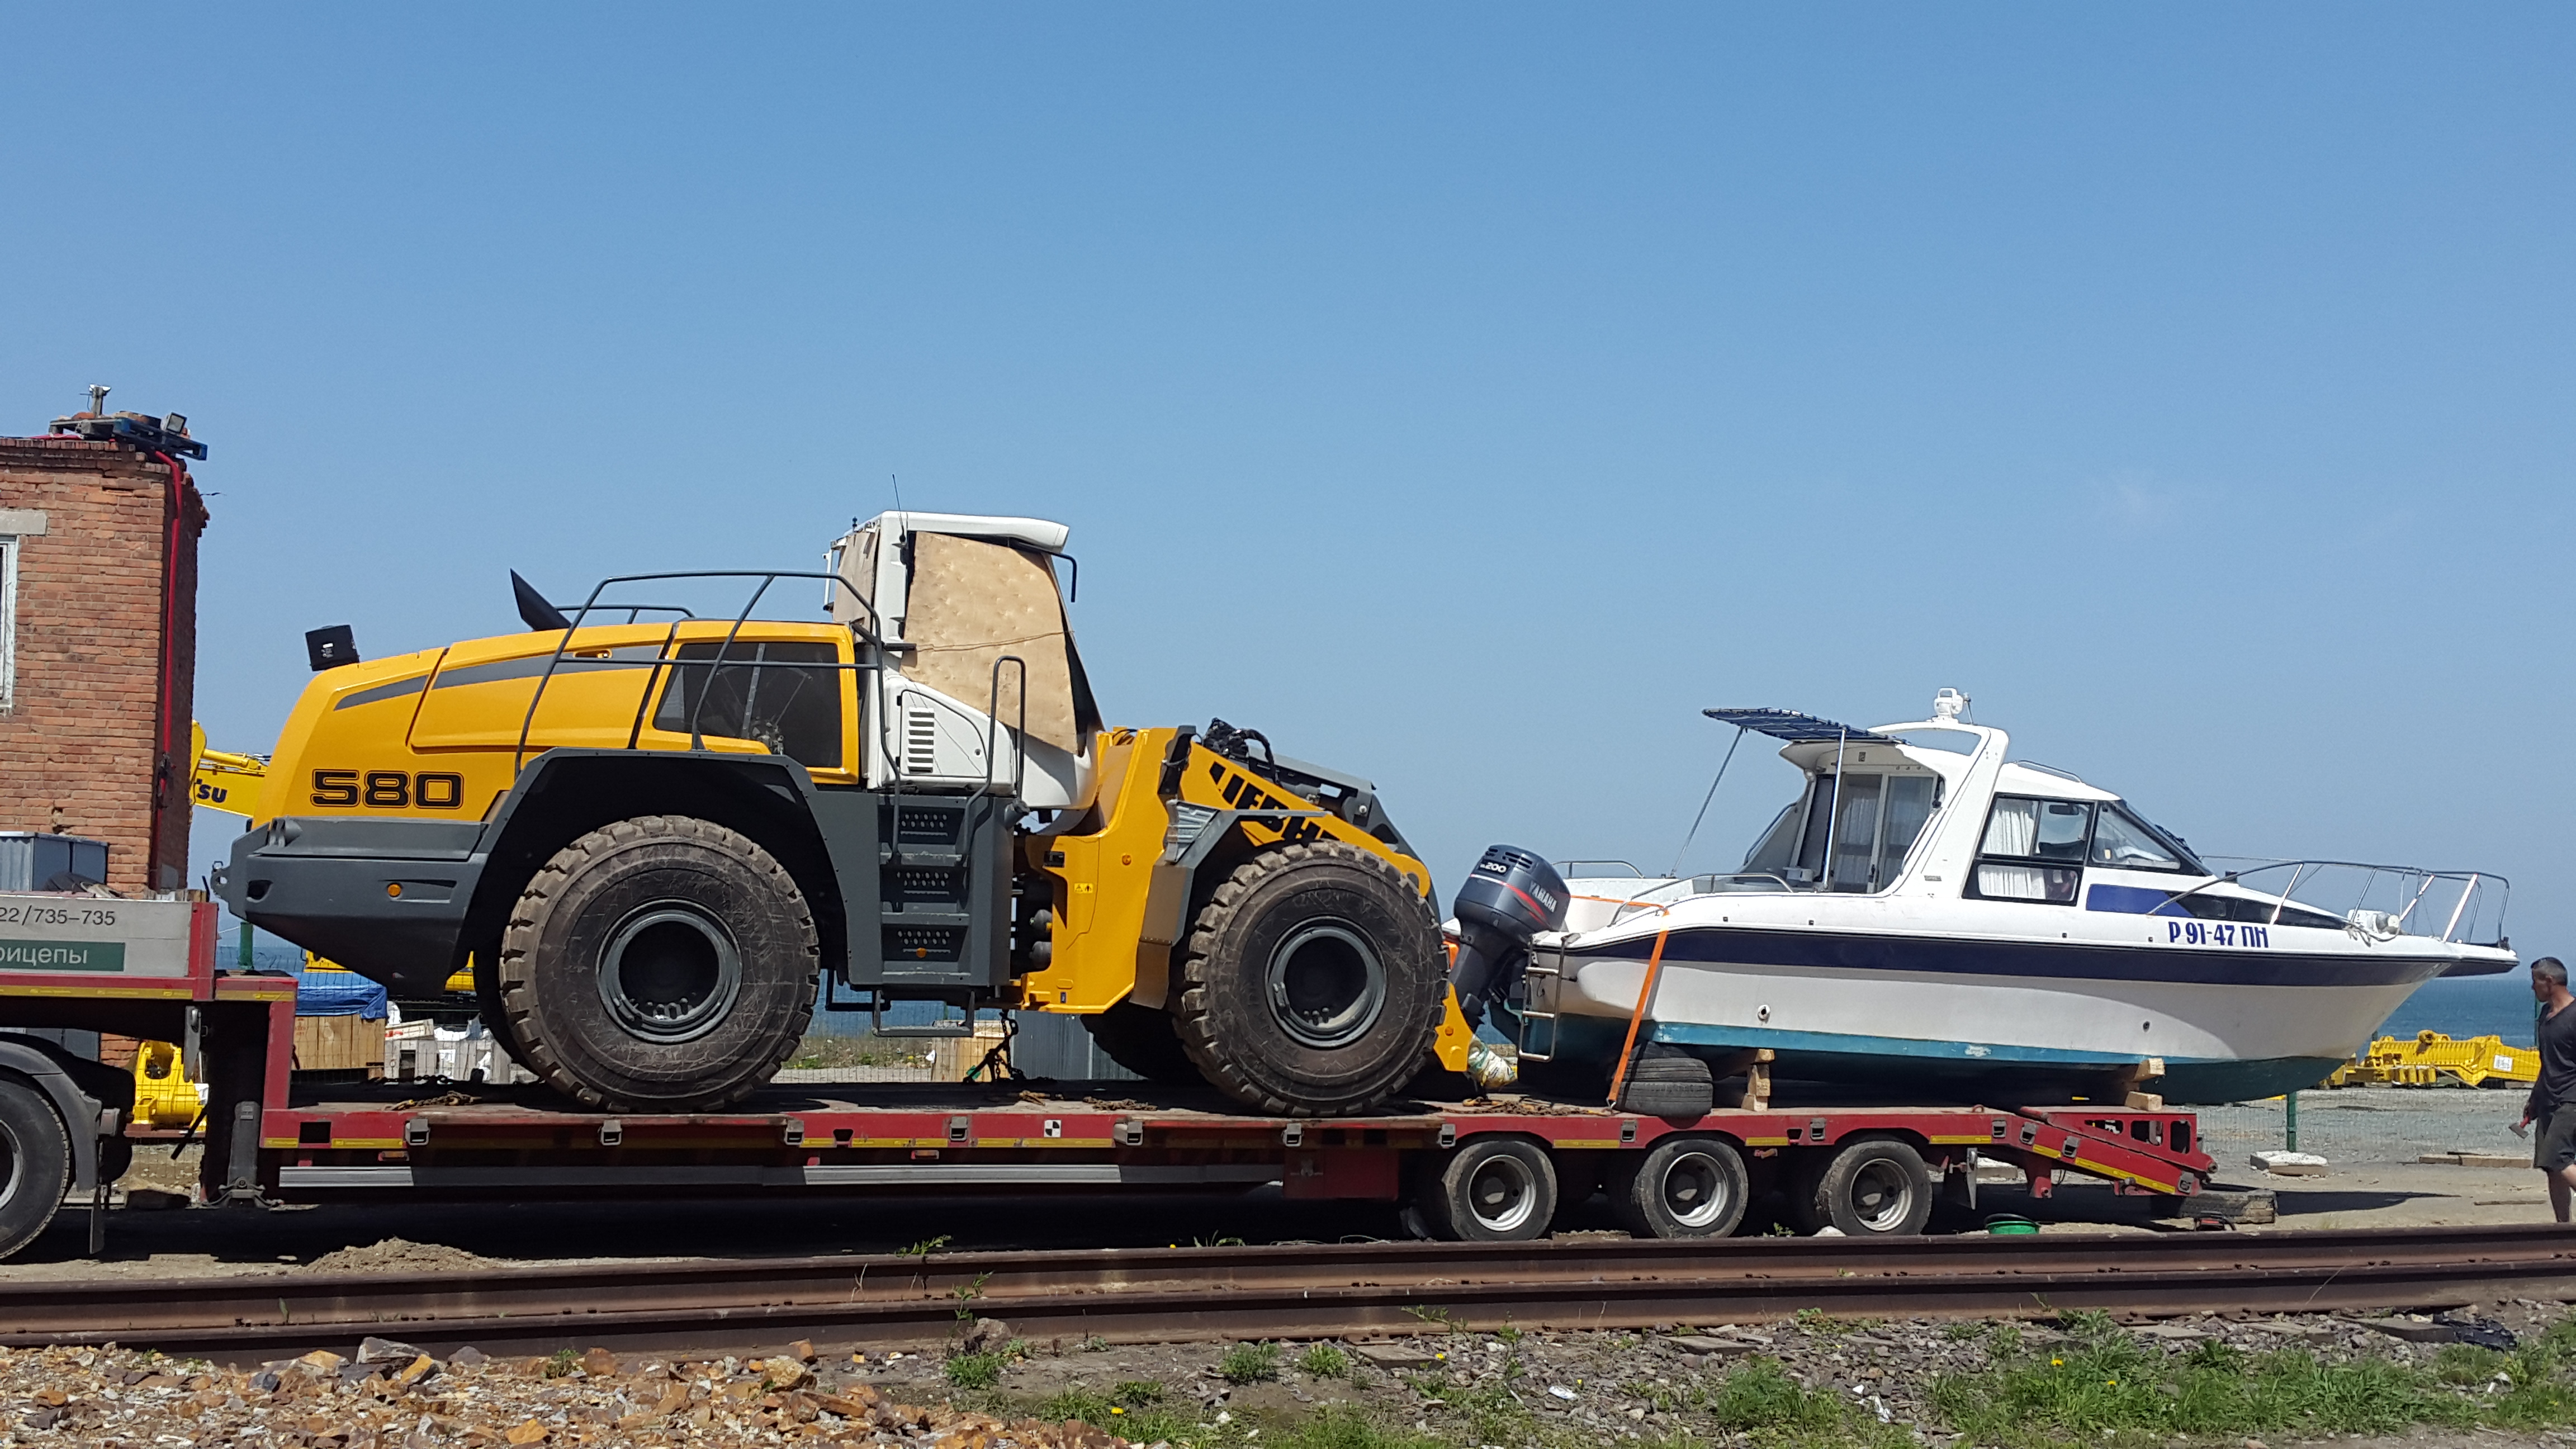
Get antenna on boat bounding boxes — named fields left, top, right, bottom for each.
left=1669, top=723, right=1749, bottom=877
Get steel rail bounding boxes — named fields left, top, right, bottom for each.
left=10, top=1224, right=2573, bottom=1362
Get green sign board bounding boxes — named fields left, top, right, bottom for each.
left=0, top=940, right=125, bottom=972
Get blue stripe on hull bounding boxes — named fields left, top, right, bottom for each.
left=1583, top=925, right=2446, bottom=988
left=1516, top=1011, right=2342, bottom=1104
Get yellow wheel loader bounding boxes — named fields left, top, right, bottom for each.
left=214, top=511, right=1472, bottom=1114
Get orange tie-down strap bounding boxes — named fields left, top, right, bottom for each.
left=1605, top=926, right=1671, bottom=1108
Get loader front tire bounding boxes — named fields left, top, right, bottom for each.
left=501, top=815, right=818, bottom=1111
left=1172, top=841, right=1443, bottom=1116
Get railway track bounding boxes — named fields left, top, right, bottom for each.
left=10, top=1224, right=2574, bottom=1362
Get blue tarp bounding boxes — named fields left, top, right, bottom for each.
left=293, top=967, right=387, bottom=1020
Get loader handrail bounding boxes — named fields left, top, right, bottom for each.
left=512, top=570, right=887, bottom=774
left=986, top=655, right=1027, bottom=802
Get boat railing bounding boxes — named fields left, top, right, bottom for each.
left=1555, top=859, right=1646, bottom=877
left=2170, top=859, right=2509, bottom=948
left=1604, top=872, right=1798, bottom=927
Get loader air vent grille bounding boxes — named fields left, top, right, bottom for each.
left=905, top=707, right=937, bottom=775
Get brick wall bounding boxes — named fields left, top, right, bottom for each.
left=0, top=434, right=208, bottom=894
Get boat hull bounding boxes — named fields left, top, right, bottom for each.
left=1519, top=926, right=2460, bottom=1104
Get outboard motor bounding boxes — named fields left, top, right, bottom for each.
left=1449, top=844, right=1569, bottom=1027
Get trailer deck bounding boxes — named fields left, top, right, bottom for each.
left=0, top=893, right=2223, bottom=1255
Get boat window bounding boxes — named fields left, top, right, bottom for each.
left=1881, top=775, right=1938, bottom=869
left=1740, top=802, right=1802, bottom=876
left=1826, top=775, right=1883, bottom=892
left=1972, top=796, right=2093, bottom=905
left=1981, top=797, right=2093, bottom=864
left=1791, top=780, right=1834, bottom=883
left=2091, top=805, right=2186, bottom=872
left=1974, top=863, right=2080, bottom=904
left=2170, top=893, right=2348, bottom=931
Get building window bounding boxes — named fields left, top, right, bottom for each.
left=0, top=535, right=16, bottom=711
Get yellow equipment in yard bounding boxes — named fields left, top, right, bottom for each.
left=131, top=1039, right=203, bottom=1129
left=213, top=510, right=1471, bottom=1114
left=188, top=722, right=269, bottom=817
left=2328, top=1029, right=2539, bottom=1088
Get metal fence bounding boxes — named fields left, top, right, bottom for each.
left=2195, top=1085, right=2532, bottom=1167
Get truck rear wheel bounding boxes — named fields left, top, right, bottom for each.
left=1172, top=841, right=1442, bottom=1116
left=0, top=1077, right=70, bottom=1261
left=500, top=816, right=818, bottom=1111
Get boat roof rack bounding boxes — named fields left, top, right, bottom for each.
left=1703, top=707, right=1897, bottom=744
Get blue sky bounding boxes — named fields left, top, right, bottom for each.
left=1, top=8, right=2568, bottom=958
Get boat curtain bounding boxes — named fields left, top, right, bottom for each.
left=1978, top=799, right=2051, bottom=899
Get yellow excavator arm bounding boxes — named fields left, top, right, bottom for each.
left=188, top=721, right=270, bottom=818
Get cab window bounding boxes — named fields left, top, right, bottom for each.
left=654, top=640, right=842, bottom=769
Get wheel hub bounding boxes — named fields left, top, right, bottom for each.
left=1658, top=1150, right=1732, bottom=1229
left=1847, top=1158, right=1915, bottom=1232
left=596, top=902, right=744, bottom=1044
left=1465, top=1156, right=1538, bottom=1234
left=1265, top=920, right=1386, bottom=1050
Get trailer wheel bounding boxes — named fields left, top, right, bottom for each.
left=1609, top=1135, right=1749, bottom=1239
left=1080, top=1002, right=1205, bottom=1084
left=501, top=816, right=819, bottom=1111
left=1805, top=1137, right=1934, bottom=1238
left=1423, top=1138, right=1557, bottom=1242
left=0, top=1077, right=70, bottom=1261
left=1172, top=842, right=1443, bottom=1116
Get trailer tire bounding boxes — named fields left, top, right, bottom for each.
left=0, top=1076, right=70, bottom=1261
left=1424, top=1137, right=1557, bottom=1242
left=1081, top=1002, right=1205, bottom=1084
left=1172, top=841, right=1443, bottom=1116
left=501, top=815, right=819, bottom=1111
left=1805, top=1136, right=1934, bottom=1238
left=1609, top=1135, right=1749, bottom=1239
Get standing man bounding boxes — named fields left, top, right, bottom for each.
left=2517, top=957, right=2576, bottom=1223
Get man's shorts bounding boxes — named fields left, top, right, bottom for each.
left=2537, top=1108, right=2576, bottom=1172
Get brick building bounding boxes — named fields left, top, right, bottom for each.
left=0, top=418, right=207, bottom=894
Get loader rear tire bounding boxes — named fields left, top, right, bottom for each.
left=1172, top=841, right=1443, bottom=1116
left=500, top=815, right=818, bottom=1111
left=1081, top=1002, right=1205, bottom=1085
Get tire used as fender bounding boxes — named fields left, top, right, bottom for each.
left=1171, top=841, right=1443, bottom=1116
left=501, top=815, right=819, bottom=1111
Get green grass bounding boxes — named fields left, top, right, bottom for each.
left=943, top=1351, right=1005, bottom=1389
left=1706, top=1357, right=1854, bottom=1434
left=1924, top=1326, right=2574, bottom=1445
left=1113, top=1379, right=1166, bottom=1406
left=1298, top=1344, right=1351, bottom=1379
left=1221, top=1341, right=1283, bottom=1384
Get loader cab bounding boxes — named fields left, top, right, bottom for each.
left=826, top=510, right=1102, bottom=814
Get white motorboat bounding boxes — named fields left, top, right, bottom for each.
left=1477, top=692, right=2516, bottom=1103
